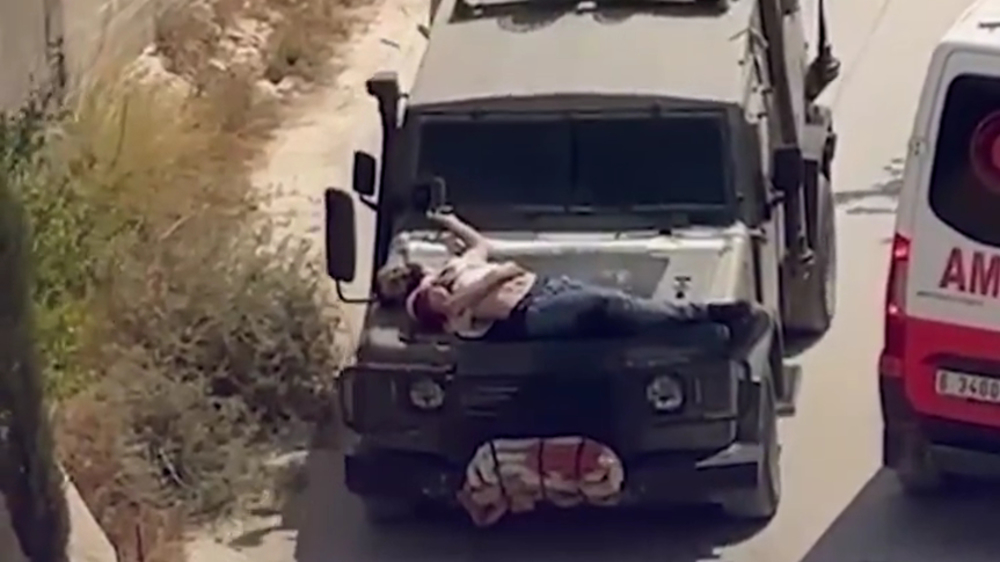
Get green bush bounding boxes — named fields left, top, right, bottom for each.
left=0, top=94, right=69, bottom=562
left=3, top=89, right=104, bottom=400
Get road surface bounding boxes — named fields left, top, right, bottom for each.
left=235, top=0, right=1000, bottom=560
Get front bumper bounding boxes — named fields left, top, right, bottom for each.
left=881, top=376, right=1000, bottom=479
left=338, top=311, right=780, bottom=458
left=338, top=354, right=743, bottom=464
left=340, top=312, right=777, bottom=506
left=343, top=437, right=764, bottom=506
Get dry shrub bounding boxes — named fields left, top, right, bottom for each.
left=262, top=0, right=368, bottom=84
left=20, top=0, right=371, bottom=557
left=60, top=70, right=251, bottom=229
left=44, top=42, right=341, bottom=562
left=153, top=0, right=225, bottom=83
left=156, top=0, right=369, bottom=94
left=154, top=2, right=274, bottom=137
left=56, top=390, right=184, bottom=562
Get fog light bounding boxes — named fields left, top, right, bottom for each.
left=409, top=377, right=445, bottom=410
left=646, top=375, right=683, bottom=412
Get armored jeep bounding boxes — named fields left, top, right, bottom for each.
left=323, top=0, right=840, bottom=524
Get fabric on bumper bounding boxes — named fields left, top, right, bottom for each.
left=456, top=436, right=625, bottom=526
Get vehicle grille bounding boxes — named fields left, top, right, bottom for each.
left=454, top=375, right=615, bottom=435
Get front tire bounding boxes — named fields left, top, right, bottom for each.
left=721, top=377, right=781, bottom=520
left=784, top=175, right=836, bottom=336
left=813, top=182, right=837, bottom=333
left=886, top=429, right=946, bottom=495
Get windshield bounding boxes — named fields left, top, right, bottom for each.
left=414, top=113, right=731, bottom=211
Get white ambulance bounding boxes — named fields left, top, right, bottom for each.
left=881, top=0, right=1000, bottom=492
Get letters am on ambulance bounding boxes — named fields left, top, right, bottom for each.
left=938, top=248, right=1000, bottom=298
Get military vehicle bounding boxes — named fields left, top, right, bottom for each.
left=323, top=0, right=841, bottom=524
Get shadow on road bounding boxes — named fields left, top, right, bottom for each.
left=288, top=447, right=765, bottom=562
left=286, top=448, right=1000, bottom=562
left=802, top=469, right=1000, bottom=562
left=320, top=506, right=759, bottom=562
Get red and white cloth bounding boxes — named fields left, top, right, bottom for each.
left=456, top=436, right=625, bottom=526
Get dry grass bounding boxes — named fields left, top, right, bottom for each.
left=49, top=64, right=338, bottom=562
left=56, top=391, right=185, bottom=562
left=156, top=0, right=369, bottom=94
left=8, top=0, right=375, bottom=559
left=261, top=0, right=367, bottom=83
left=48, top=71, right=339, bottom=562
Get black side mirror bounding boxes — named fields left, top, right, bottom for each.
left=772, top=147, right=803, bottom=193
left=324, top=188, right=357, bottom=282
left=352, top=151, right=377, bottom=197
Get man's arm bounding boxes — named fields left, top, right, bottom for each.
left=428, top=212, right=489, bottom=261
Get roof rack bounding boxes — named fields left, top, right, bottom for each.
left=451, top=0, right=728, bottom=21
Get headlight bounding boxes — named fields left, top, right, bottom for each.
left=408, top=377, right=445, bottom=410
left=646, top=375, right=684, bottom=412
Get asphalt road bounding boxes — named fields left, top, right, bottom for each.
left=234, top=0, right=1000, bottom=560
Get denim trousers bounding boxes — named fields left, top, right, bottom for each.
left=491, top=275, right=713, bottom=340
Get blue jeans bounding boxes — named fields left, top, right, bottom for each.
left=502, top=275, right=714, bottom=339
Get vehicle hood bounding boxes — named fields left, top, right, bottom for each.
left=390, top=224, right=753, bottom=303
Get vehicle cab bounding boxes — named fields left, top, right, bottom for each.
left=881, top=0, right=1000, bottom=491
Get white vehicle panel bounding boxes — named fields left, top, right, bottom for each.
left=904, top=45, right=1000, bottom=333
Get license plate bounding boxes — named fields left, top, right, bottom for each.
left=936, top=369, right=1000, bottom=404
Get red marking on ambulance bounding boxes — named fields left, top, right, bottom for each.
left=938, top=247, right=1000, bottom=297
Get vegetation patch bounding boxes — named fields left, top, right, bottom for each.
left=0, top=92, right=69, bottom=562
left=0, top=0, right=373, bottom=559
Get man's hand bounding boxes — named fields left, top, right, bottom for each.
left=426, top=209, right=459, bottom=227
left=426, top=210, right=489, bottom=260
left=494, top=261, right=526, bottom=279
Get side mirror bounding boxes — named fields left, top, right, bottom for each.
left=324, top=188, right=357, bottom=282
left=772, top=147, right=804, bottom=193
left=352, top=151, right=377, bottom=197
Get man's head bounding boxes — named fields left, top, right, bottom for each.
left=375, top=262, right=426, bottom=306
left=376, top=260, right=452, bottom=332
